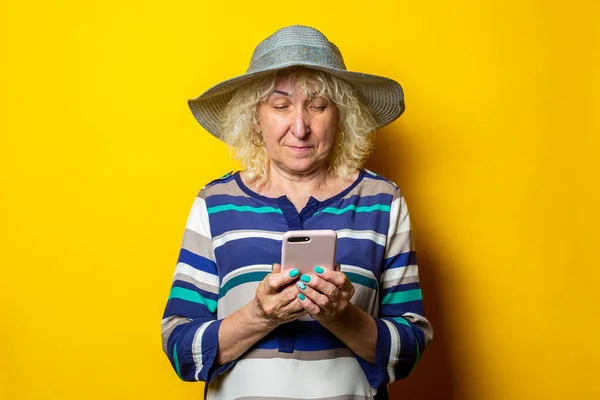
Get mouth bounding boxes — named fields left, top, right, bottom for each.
left=287, top=145, right=313, bottom=154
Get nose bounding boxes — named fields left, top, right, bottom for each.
left=291, top=107, right=310, bottom=138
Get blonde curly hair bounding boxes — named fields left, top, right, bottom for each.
left=220, top=67, right=378, bottom=187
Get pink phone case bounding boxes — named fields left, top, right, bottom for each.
left=281, top=230, right=338, bottom=274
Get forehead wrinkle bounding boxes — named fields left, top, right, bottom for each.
left=270, top=86, right=327, bottom=102
left=274, top=73, right=328, bottom=100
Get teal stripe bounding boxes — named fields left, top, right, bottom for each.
left=381, top=289, right=423, bottom=305
left=169, top=287, right=217, bottom=313
left=392, top=317, right=412, bottom=328
left=173, top=343, right=183, bottom=380
left=207, top=204, right=283, bottom=215
left=411, top=337, right=421, bottom=373
left=220, top=271, right=269, bottom=298
left=345, top=272, right=378, bottom=290
left=315, top=204, right=391, bottom=215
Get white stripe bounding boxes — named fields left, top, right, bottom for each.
left=383, top=319, right=400, bottom=383
left=186, top=197, right=212, bottom=239
left=192, top=320, right=217, bottom=380
left=340, top=264, right=377, bottom=280
left=397, top=197, right=411, bottom=235
left=221, top=264, right=272, bottom=287
left=337, top=229, right=386, bottom=246
left=161, top=315, right=189, bottom=334
left=212, top=230, right=283, bottom=249
left=218, top=281, right=260, bottom=319
left=387, top=197, right=401, bottom=238
left=206, top=357, right=376, bottom=399
left=387, top=197, right=411, bottom=238
left=174, top=262, right=220, bottom=292
left=381, top=265, right=419, bottom=284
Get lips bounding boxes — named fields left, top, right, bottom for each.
left=287, top=145, right=313, bottom=153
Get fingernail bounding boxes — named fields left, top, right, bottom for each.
left=300, top=274, right=311, bottom=283
left=271, top=263, right=275, bottom=271
left=298, top=293, right=306, bottom=301
left=297, top=282, right=306, bottom=290
left=289, top=269, right=299, bottom=278
left=314, top=266, right=324, bottom=274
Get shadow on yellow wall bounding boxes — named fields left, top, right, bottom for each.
left=367, top=126, right=461, bottom=399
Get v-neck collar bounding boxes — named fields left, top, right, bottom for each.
left=233, top=170, right=365, bottom=230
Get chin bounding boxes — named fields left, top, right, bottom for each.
left=282, top=161, right=324, bottom=175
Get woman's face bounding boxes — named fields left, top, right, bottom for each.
left=257, top=75, right=338, bottom=177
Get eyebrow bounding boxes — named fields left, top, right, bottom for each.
left=272, top=90, right=323, bottom=99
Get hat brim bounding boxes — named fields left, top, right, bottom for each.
left=188, top=61, right=405, bottom=142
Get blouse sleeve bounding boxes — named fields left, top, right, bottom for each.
left=356, top=187, right=434, bottom=387
left=161, top=190, right=235, bottom=382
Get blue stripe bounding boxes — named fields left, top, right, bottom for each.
left=381, top=282, right=422, bottom=296
left=208, top=212, right=288, bottom=238
left=178, top=249, right=216, bottom=273
left=333, top=192, right=394, bottom=209
left=254, top=321, right=347, bottom=351
left=308, top=211, right=389, bottom=235
left=163, top=297, right=215, bottom=319
left=214, top=238, right=282, bottom=276
left=380, top=301, right=425, bottom=317
left=384, top=251, right=417, bottom=270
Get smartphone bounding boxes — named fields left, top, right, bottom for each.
left=281, top=230, right=338, bottom=274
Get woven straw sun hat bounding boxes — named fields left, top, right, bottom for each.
left=188, top=25, right=405, bottom=141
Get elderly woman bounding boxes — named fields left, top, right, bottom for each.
left=161, top=25, right=433, bottom=400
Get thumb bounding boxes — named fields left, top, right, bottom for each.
left=271, top=263, right=282, bottom=274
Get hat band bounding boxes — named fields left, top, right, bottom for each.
left=246, top=44, right=347, bottom=74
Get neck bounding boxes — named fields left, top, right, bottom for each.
left=265, top=163, right=330, bottom=198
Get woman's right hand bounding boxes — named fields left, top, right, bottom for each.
left=251, top=263, right=306, bottom=327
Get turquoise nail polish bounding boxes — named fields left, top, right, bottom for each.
left=271, top=263, right=275, bottom=271
left=289, top=269, right=299, bottom=278
left=314, top=266, right=324, bottom=274
left=298, top=293, right=306, bottom=301
left=297, top=282, right=307, bottom=290
left=300, top=274, right=311, bottom=283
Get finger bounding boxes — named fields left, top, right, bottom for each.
left=314, top=266, right=348, bottom=289
left=271, top=263, right=281, bottom=274
left=297, top=292, right=322, bottom=315
left=265, top=267, right=301, bottom=292
left=276, top=293, right=307, bottom=319
left=299, top=273, right=339, bottom=299
left=285, top=306, right=308, bottom=321
left=279, top=282, right=302, bottom=302
left=296, top=280, right=332, bottom=310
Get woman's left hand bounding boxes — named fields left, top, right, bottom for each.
left=296, top=266, right=355, bottom=323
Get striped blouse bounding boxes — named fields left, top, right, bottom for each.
left=161, top=169, right=433, bottom=400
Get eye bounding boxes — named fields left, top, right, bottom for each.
left=273, top=104, right=289, bottom=111
left=309, top=104, right=327, bottom=112
left=308, top=97, right=329, bottom=112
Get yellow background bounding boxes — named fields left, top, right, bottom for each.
left=1, top=1, right=599, bottom=399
